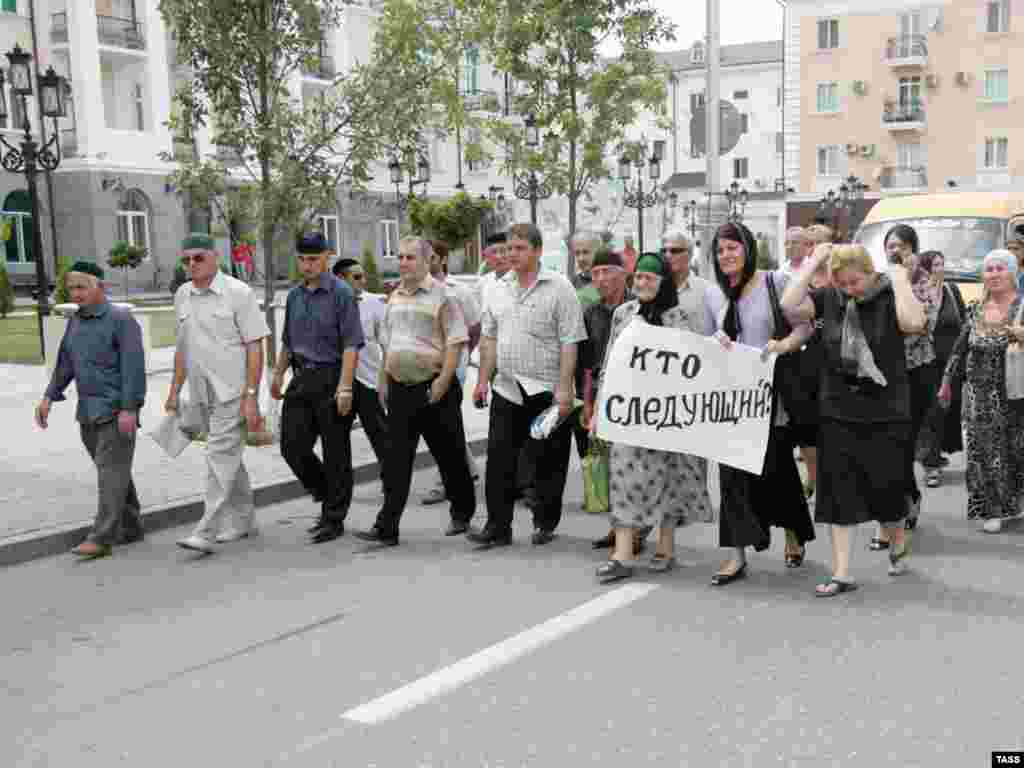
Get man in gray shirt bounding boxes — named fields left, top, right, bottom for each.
left=36, top=261, right=146, bottom=560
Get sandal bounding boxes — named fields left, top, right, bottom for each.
left=815, top=578, right=859, bottom=597
left=785, top=545, right=806, bottom=568
left=868, top=537, right=890, bottom=551
left=596, top=559, right=633, bottom=584
left=648, top=553, right=676, bottom=572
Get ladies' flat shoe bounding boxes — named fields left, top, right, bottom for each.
left=868, top=537, right=890, bottom=551
left=596, top=559, right=633, bottom=584
left=982, top=518, right=1004, bottom=534
left=785, top=546, right=806, bottom=568
left=647, top=554, right=676, bottom=573
left=710, top=563, right=747, bottom=586
left=815, top=578, right=859, bottom=598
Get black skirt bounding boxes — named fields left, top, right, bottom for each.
left=718, top=425, right=815, bottom=550
left=816, top=419, right=910, bottom=526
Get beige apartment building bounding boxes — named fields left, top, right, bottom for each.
left=784, top=0, right=1023, bottom=197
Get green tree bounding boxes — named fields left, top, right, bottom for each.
left=362, top=244, right=382, bottom=294
left=159, top=0, right=382, bottom=364
left=0, top=263, right=14, bottom=318
left=52, top=252, right=71, bottom=305
left=473, top=0, right=674, bottom=263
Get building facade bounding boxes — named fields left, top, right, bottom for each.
left=785, top=0, right=1024, bottom=199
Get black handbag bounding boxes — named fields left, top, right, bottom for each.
left=765, top=274, right=817, bottom=427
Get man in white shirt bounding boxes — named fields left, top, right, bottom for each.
left=334, top=257, right=390, bottom=496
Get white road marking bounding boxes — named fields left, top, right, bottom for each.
left=338, top=582, right=658, bottom=726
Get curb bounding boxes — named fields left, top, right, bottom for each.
left=0, top=437, right=489, bottom=568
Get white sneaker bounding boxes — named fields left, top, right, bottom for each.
left=176, top=535, right=216, bottom=553
left=983, top=518, right=1004, bottom=534
left=215, top=527, right=257, bottom=543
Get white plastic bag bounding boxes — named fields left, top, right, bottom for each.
left=250, top=385, right=281, bottom=446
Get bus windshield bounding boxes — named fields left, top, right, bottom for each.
left=855, top=217, right=1004, bottom=281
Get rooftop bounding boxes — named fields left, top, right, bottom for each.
left=656, top=40, right=783, bottom=73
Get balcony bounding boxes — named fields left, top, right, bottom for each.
left=885, top=35, right=927, bottom=67
left=883, top=101, right=925, bottom=131
left=51, top=11, right=68, bottom=43
left=97, top=15, right=145, bottom=50
left=61, top=128, right=77, bottom=158
left=302, top=54, right=335, bottom=80
left=879, top=165, right=927, bottom=192
left=461, top=89, right=501, bottom=114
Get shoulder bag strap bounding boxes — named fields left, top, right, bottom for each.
left=764, top=272, right=791, bottom=341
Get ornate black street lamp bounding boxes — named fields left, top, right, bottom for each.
left=619, top=139, right=665, bottom=253
left=512, top=114, right=553, bottom=225
left=818, top=174, right=868, bottom=235
left=388, top=152, right=430, bottom=211
left=0, top=44, right=67, bottom=352
left=723, top=180, right=749, bottom=222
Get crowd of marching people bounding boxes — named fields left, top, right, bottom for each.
left=36, top=214, right=1024, bottom=598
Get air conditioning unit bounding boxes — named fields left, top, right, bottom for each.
left=859, top=144, right=876, bottom=158
left=925, top=73, right=940, bottom=89
left=954, top=71, right=970, bottom=86
left=845, top=142, right=859, bottom=155
left=852, top=80, right=867, bottom=95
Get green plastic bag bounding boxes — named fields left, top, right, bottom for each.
left=582, top=439, right=610, bottom=515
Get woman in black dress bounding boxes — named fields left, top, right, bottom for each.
left=782, top=244, right=927, bottom=596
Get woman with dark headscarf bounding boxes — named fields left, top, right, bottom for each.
left=593, top=253, right=712, bottom=583
left=702, top=222, right=816, bottom=586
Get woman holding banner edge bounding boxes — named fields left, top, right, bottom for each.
left=782, top=243, right=926, bottom=595
left=590, top=252, right=713, bottom=584
left=703, top=222, right=816, bottom=587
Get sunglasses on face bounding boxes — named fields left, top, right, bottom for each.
left=181, top=254, right=206, bottom=265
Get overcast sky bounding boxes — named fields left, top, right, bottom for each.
left=651, top=0, right=784, bottom=49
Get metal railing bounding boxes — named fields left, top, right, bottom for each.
left=883, top=100, right=925, bottom=124
left=885, top=34, right=927, bottom=61
left=879, top=165, right=927, bottom=189
left=51, top=11, right=68, bottom=43
left=97, top=14, right=146, bottom=50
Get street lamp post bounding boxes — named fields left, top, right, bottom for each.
left=512, top=115, right=552, bottom=225
left=723, top=180, right=749, bottom=222
left=619, top=139, right=665, bottom=253
left=0, top=45, right=66, bottom=354
left=818, top=174, right=868, bottom=237
left=388, top=152, right=430, bottom=214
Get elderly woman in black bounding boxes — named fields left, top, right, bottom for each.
left=703, top=222, right=816, bottom=586
left=782, top=244, right=927, bottom=594
left=593, top=252, right=712, bottom=584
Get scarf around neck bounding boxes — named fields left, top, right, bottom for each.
left=839, top=274, right=891, bottom=387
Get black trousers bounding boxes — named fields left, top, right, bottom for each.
left=905, top=361, right=940, bottom=506
left=374, top=376, right=476, bottom=535
left=353, top=378, right=390, bottom=493
left=280, top=365, right=355, bottom=523
left=483, top=390, right=573, bottom=536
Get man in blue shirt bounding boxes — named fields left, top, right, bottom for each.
left=36, top=261, right=147, bottom=560
left=271, top=232, right=364, bottom=544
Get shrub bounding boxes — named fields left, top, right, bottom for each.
left=0, top=263, right=14, bottom=318
left=107, top=241, right=147, bottom=270
left=53, top=252, right=71, bottom=304
left=362, top=244, right=382, bottom=294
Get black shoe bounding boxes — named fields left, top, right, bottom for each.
left=311, top=521, right=345, bottom=544
left=307, top=518, right=328, bottom=534
left=444, top=521, right=470, bottom=536
left=596, top=559, right=633, bottom=584
left=591, top=532, right=615, bottom=549
left=710, top=563, right=748, bottom=587
left=466, top=528, right=512, bottom=549
left=531, top=529, right=556, bottom=546
left=353, top=526, right=399, bottom=547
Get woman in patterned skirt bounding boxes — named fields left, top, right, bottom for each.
left=592, top=252, right=712, bottom=584
left=939, top=249, right=1024, bottom=533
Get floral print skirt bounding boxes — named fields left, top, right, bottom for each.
left=608, top=443, right=712, bottom=530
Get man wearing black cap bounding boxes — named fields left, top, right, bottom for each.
left=333, top=256, right=390, bottom=496
left=36, top=262, right=147, bottom=559
left=271, top=232, right=365, bottom=543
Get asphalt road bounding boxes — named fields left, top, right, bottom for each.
left=4, top=459, right=1024, bottom=768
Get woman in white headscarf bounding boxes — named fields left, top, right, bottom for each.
left=939, top=249, right=1024, bottom=533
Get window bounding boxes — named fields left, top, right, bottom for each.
left=1, top=0, right=17, bottom=13
left=134, top=83, right=144, bottom=130
left=899, top=11, right=922, bottom=37
left=817, top=18, right=839, bottom=49
left=739, top=113, right=749, bottom=133
left=2, top=190, right=33, bottom=265
left=0, top=76, right=27, bottom=131
left=689, top=91, right=705, bottom=113
left=116, top=189, right=150, bottom=254
left=317, top=213, right=338, bottom=250
left=690, top=42, right=704, bottom=64
left=816, top=82, right=839, bottom=112
left=379, top=219, right=399, bottom=259
left=983, top=137, right=1009, bottom=168
left=984, top=68, right=1009, bottom=101
left=898, top=76, right=922, bottom=107
left=775, top=132, right=784, bottom=155
left=896, top=142, right=923, bottom=169
left=986, top=0, right=1009, bottom=33
left=817, top=145, right=840, bottom=176
left=733, top=90, right=749, bottom=100
left=460, top=45, right=480, bottom=95
left=733, top=157, right=749, bottom=179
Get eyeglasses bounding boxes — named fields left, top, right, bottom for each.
left=181, top=254, right=206, bottom=264
left=663, top=247, right=689, bottom=255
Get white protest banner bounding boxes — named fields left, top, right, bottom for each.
left=595, top=319, right=776, bottom=474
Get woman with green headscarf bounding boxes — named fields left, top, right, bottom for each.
left=591, top=252, right=712, bottom=584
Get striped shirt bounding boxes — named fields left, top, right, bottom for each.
left=382, top=275, right=468, bottom=385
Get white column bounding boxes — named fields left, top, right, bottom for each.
left=704, top=0, right=721, bottom=274
left=67, top=0, right=104, bottom=157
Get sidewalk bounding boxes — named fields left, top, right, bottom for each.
left=0, top=359, right=492, bottom=566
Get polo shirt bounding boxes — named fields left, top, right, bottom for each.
left=281, top=272, right=364, bottom=365
left=382, top=274, right=468, bottom=385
